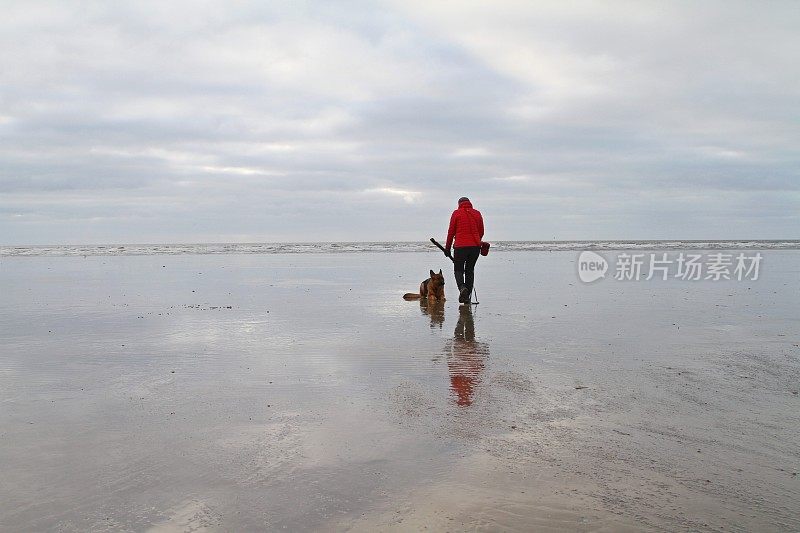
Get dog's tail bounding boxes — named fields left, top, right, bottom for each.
left=403, top=293, right=422, bottom=300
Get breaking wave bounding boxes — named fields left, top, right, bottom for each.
left=3, top=240, right=799, bottom=257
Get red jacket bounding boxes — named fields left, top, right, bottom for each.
left=446, top=200, right=484, bottom=249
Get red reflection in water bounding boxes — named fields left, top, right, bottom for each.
left=447, top=306, right=488, bottom=407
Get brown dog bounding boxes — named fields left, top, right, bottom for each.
left=403, top=269, right=446, bottom=302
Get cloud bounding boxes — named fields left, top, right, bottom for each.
left=451, top=147, right=492, bottom=158
left=0, top=0, right=798, bottom=244
left=363, top=187, right=422, bottom=204
left=492, top=175, right=530, bottom=182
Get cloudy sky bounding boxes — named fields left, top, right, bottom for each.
left=1, top=1, right=798, bottom=244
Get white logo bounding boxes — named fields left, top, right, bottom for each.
left=578, top=251, right=608, bottom=283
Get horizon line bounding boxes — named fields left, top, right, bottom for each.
left=3, top=238, right=800, bottom=248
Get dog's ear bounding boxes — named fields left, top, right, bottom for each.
left=430, top=269, right=435, bottom=278
left=438, top=269, right=443, bottom=275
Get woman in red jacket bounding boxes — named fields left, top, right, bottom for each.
left=444, top=197, right=484, bottom=304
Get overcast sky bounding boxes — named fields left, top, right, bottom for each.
left=1, top=1, right=798, bottom=244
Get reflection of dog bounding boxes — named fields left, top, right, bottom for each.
left=403, top=269, right=446, bottom=302
left=420, top=299, right=445, bottom=328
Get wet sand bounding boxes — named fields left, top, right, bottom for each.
left=1, top=251, right=798, bottom=531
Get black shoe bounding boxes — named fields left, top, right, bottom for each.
left=459, top=287, right=470, bottom=304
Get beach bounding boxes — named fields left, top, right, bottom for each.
left=1, top=248, right=798, bottom=531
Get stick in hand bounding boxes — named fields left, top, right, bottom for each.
left=430, top=238, right=454, bottom=262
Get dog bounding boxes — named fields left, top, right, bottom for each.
left=403, top=269, right=446, bottom=302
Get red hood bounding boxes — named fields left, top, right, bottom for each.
left=458, top=200, right=473, bottom=209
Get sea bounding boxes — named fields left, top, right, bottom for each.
left=2, top=240, right=799, bottom=257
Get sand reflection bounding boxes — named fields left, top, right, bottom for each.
left=446, top=306, right=489, bottom=407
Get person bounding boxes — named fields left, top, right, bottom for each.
left=444, top=196, right=484, bottom=304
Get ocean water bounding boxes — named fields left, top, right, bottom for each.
left=2, top=239, right=799, bottom=257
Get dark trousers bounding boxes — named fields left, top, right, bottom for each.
left=453, top=246, right=480, bottom=291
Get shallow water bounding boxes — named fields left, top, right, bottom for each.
left=1, top=251, right=798, bottom=531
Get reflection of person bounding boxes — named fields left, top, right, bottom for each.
left=419, top=299, right=445, bottom=329
left=447, top=306, right=488, bottom=406
left=444, top=197, right=484, bottom=304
